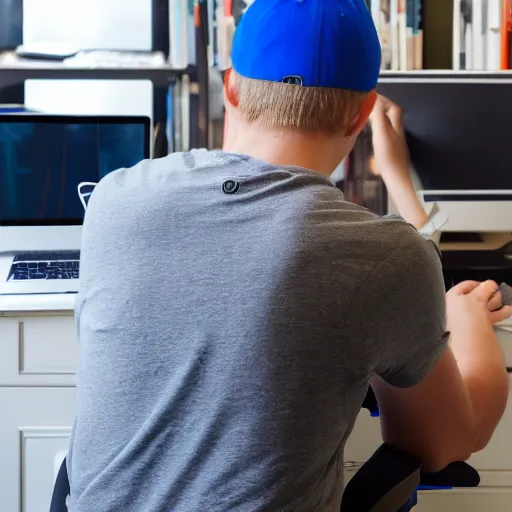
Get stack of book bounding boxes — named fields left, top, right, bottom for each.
left=453, top=0, right=512, bottom=70
left=369, top=0, right=424, bottom=71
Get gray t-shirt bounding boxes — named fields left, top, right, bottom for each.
left=68, top=150, right=447, bottom=512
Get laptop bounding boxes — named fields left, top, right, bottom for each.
left=0, top=114, right=150, bottom=295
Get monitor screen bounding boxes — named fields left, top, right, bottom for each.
left=377, top=79, right=512, bottom=192
left=0, top=116, right=149, bottom=225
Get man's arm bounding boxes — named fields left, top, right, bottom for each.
left=371, top=280, right=509, bottom=471
left=348, top=235, right=509, bottom=472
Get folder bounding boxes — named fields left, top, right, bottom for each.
left=501, top=0, right=512, bottom=68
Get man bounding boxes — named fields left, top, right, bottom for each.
left=67, top=1, right=510, bottom=511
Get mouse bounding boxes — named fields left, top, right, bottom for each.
left=500, top=283, right=512, bottom=306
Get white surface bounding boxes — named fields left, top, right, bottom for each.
left=416, top=488, right=512, bottom=511
left=25, top=79, right=153, bottom=117
left=0, top=226, right=82, bottom=252
left=0, top=387, right=75, bottom=512
left=0, top=293, right=76, bottom=313
left=23, top=0, right=153, bottom=118
left=22, top=0, right=151, bottom=50
left=420, top=192, right=512, bottom=233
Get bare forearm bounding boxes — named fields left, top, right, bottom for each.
left=382, top=172, right=428, bottom=230
left=448, top=322, right=509, bottom=451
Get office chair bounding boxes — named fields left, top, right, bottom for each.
left=49, top=458, right=69, bottom=512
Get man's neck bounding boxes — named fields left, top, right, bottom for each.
left=223, top=124, right=347, bottom=177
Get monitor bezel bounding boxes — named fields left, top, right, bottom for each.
left=378, top=73, right=512, bottom=198
left=0, top=114, right=151, bottom=227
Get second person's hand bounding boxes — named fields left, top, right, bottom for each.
left=369, top=95, right=411, bottom=182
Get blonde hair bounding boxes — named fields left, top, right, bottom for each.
left=232, top=71, right=368, bottom=135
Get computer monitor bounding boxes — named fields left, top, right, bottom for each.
left=377, top=75, right=512, bottom=232
left=0, top=115, right=150, bottom=227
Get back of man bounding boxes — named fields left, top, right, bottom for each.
left=68, top=148, right=445, bottom=511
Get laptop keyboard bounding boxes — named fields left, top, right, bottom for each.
left=8, top=252, right=80, bottom=281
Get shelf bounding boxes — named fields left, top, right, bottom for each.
left=0, top=51, right=187, bottom=88
left=380, top=70, right=512, bottom=80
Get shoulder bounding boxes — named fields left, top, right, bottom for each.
left=365, top=219, right=443, bottom=293
left=88, top=150, right=215, bottom=205
left=323, top=201, right=441, bottom=275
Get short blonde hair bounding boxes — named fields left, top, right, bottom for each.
left=232, top=71, right=368, bottom=135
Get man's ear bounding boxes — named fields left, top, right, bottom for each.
left=223, top=68, right=240, bottom=109
left=345, top=90, right=377, bottom=137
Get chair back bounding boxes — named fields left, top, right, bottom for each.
left=341, top=444, right=421, bottom=512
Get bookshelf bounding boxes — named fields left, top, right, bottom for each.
left=0, top=51, right=187, bottom=88
left=370, top=0, right=512, bottom=72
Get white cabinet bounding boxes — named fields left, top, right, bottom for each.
left=0, top=387, right=76, bottom=512
left=416, top=489, right=512, bottom=511
left=0, top=315, right=77, bottom=387
left=0, top=311, right=76, bottom=511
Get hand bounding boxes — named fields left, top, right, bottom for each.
left=369, top=95, right=410, bottom=182
left=446, top=281, right=512, bottom=332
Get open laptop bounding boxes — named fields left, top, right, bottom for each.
left=0, top=114, right=150, bottom=295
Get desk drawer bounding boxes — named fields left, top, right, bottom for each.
left=0, top=315, right=77, bottom=386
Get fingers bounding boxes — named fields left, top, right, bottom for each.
left=370, top=95, right=404, bottom=133
left=489, top=305, right=512, bottom=324
left=488, top=291, right=503, bottom=312
left=369, top=97, right=388, bottom=130
left=472, top=280, right=500, bottom=302
left=449, top=280, right=481, bottom=295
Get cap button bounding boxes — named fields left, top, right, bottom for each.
left=222, top=180, right=240, bottom=194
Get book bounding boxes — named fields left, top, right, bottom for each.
left=405, top=0, right=416, bottom=69
left=343, top=124, right=388, bottom=217
left=453, top=0, right=462, bottom=68
left=398, top=0, right=409, bottom=69
left=472, top=0, right=484, bottom=70
left=169, top=0, right=190, bottom=68
left=372, top=0, right=393, bottom=69
left=390, top=0, right=400, bottom=70
left=486, top=0, right=502, bottom=70
left=502, top=0, right=512, bottom=68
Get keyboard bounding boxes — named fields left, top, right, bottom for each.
left=8, top=252, right=80, bottom=281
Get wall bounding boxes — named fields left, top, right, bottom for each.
left=22, top=0, right=153, bottom=117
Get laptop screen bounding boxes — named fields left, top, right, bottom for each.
left=0, top=115, right=150, bottom=226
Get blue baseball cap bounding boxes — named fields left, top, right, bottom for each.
left=231, top=0, right=381, bottom=92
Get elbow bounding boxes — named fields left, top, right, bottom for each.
left=423, top=381, right=509, bottom=473
left=471, top=381, right=509, bottom=454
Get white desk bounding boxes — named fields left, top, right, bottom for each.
left=1, top=294, right=511, bottom=511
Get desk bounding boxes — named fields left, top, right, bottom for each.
left=1, top=294, right=511, bottom=511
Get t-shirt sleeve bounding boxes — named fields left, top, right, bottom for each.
left=345, top=230, right=449, bottom=389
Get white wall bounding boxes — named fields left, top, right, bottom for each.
left=22, top=0, right=153, bottom=118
